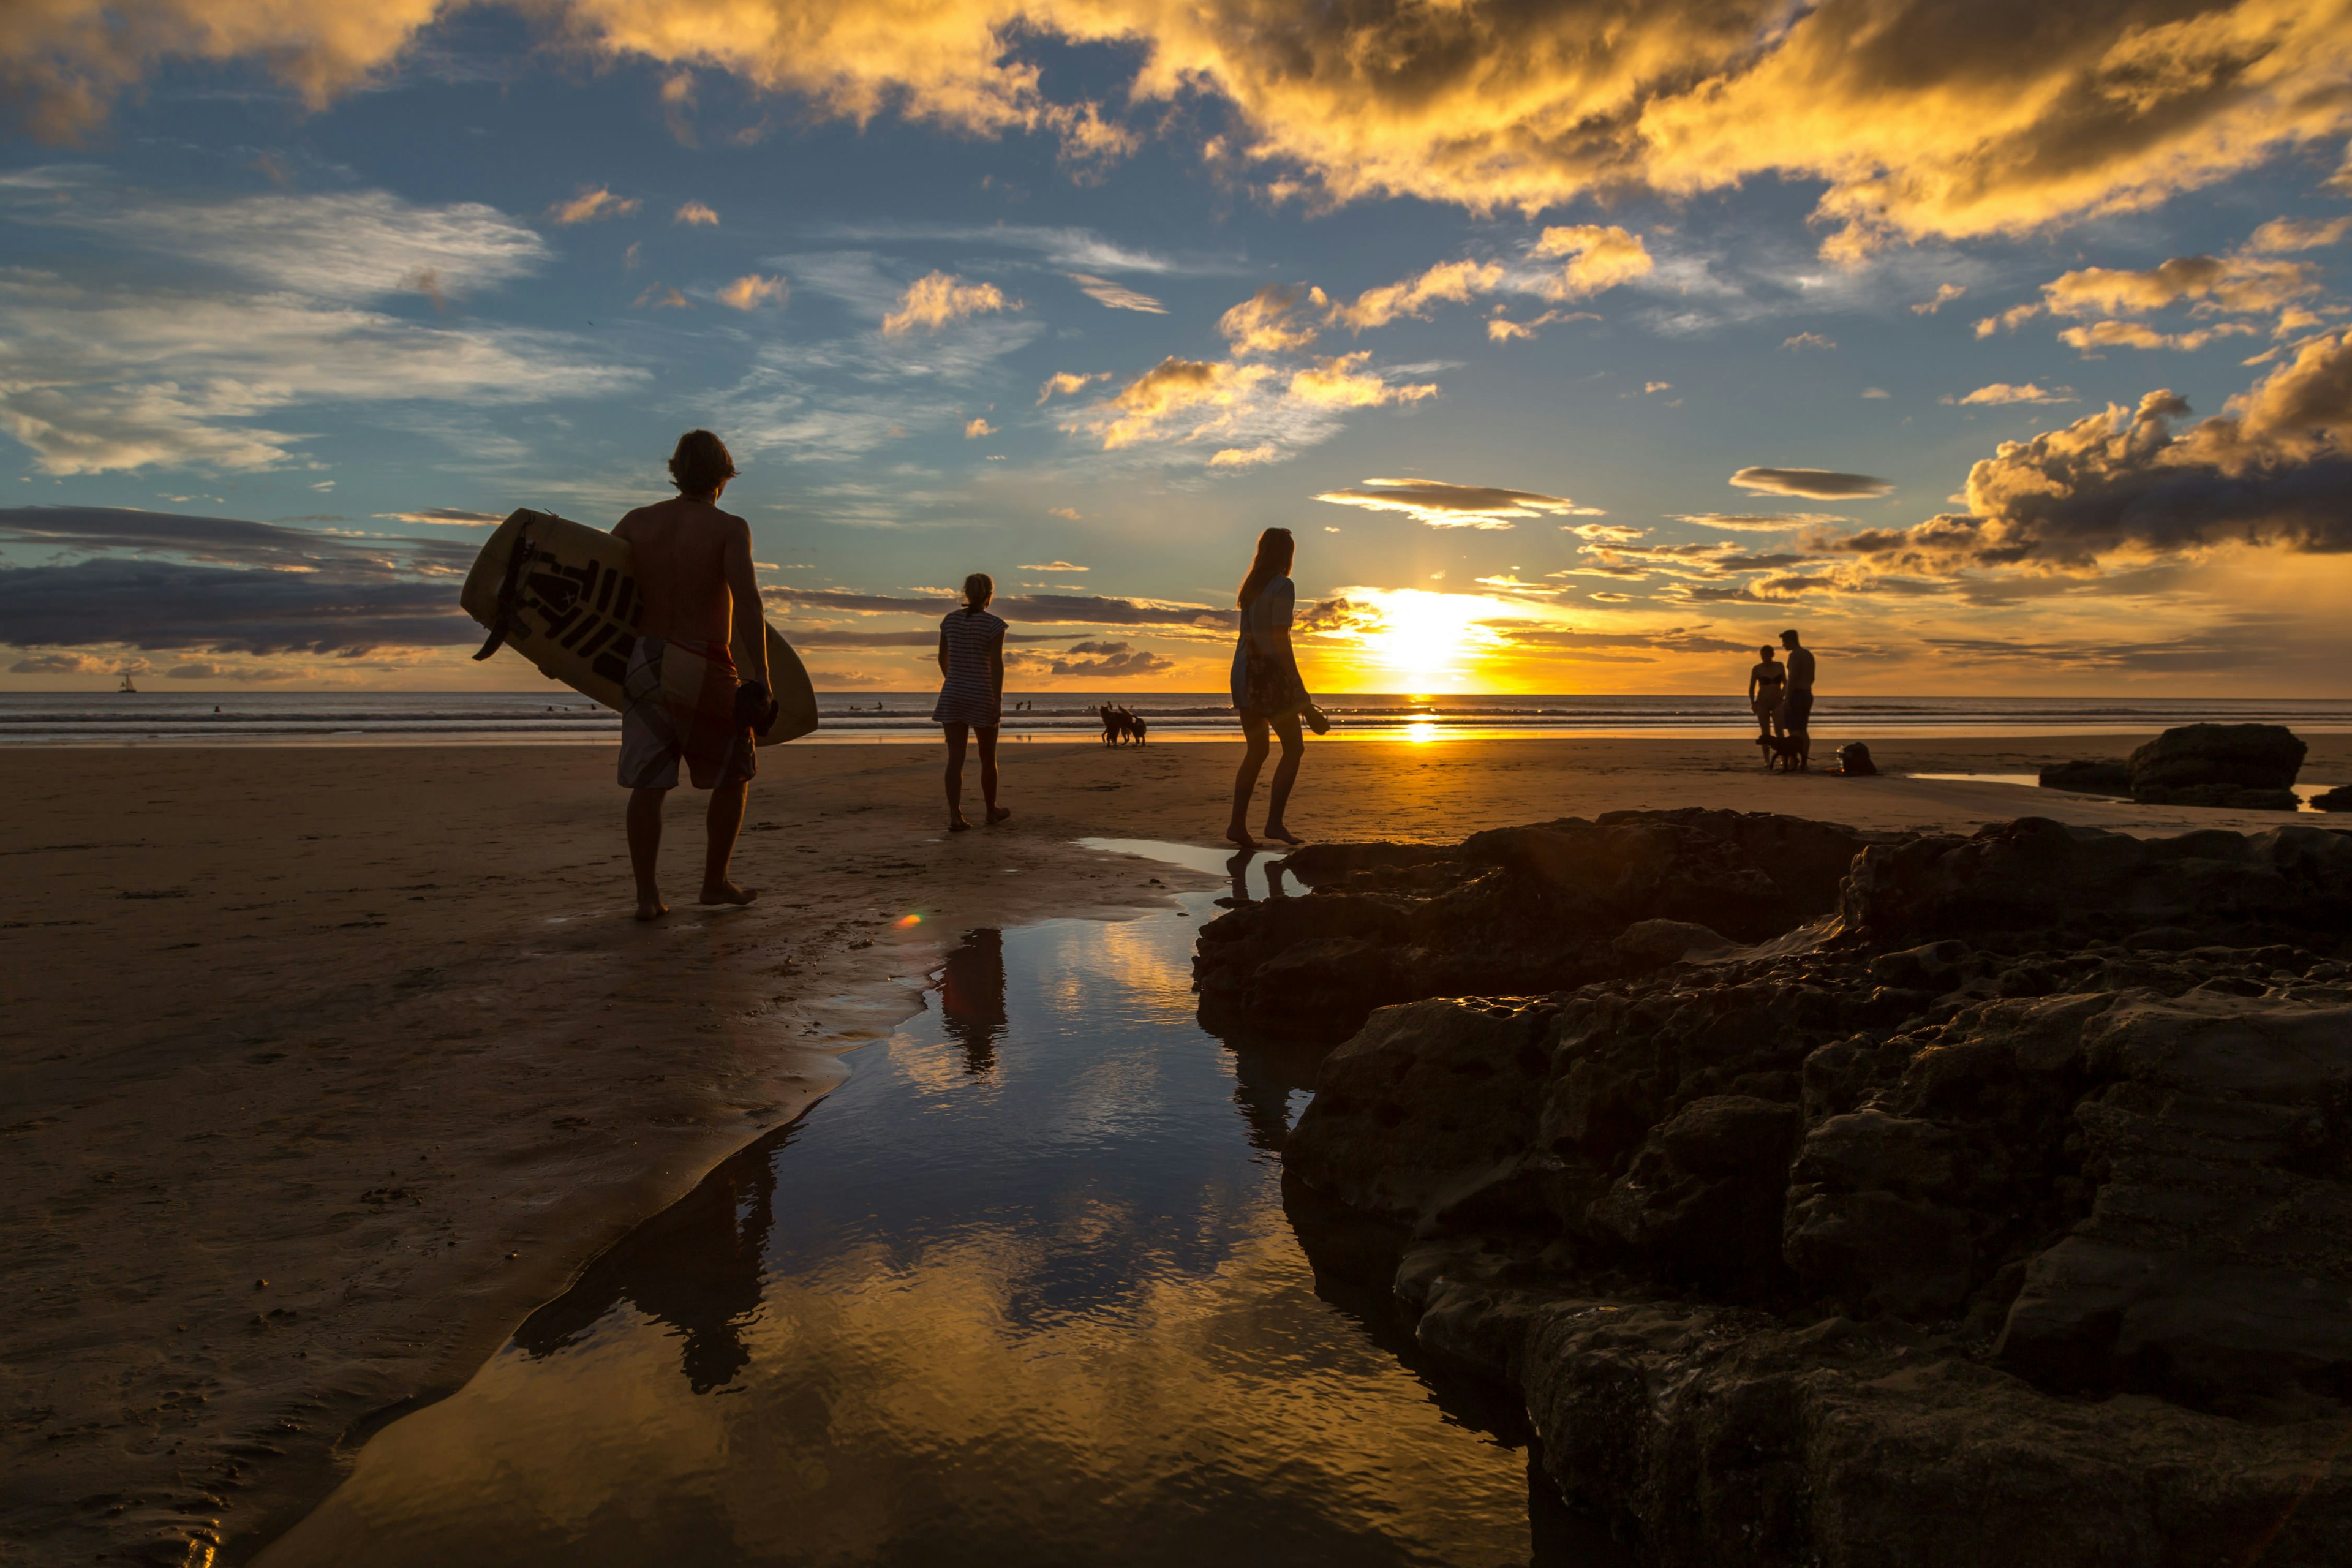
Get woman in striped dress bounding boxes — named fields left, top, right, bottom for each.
left=933, top=572, right=1011, bottom=831
left=1226, top=527, right=1316, bottom=848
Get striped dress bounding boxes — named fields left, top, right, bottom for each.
left=931, top=608, right=1007, bottom=728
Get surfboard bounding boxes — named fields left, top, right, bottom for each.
left=458, top=508, right=819, bottom=745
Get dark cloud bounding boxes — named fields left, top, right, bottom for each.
left=0, top=505, right=476, bottom=573
left=766, top=583, right=1233, bottom=630
left=1830, top=334, right=2352, bottom=573
left=777, top=627, right=1078, bottom=647
left=1313, top=477, right=1597, bottom=529
left=1729, top=467, right=1894, bottom=499
left=1008, top=639, right=1177, bottom=677
left=1479, top=621, right=1754, bottom=656
left=0, top=557, right=470, bottom=655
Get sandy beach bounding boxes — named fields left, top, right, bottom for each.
left=5, top=731, right=2349, bottom=1566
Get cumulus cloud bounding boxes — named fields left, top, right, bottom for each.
left=1072, top=350, right=1434, bottom=462
left=718, top=273, right=789, bottom=309
left=964, top=417, right=995, bottom=437
left=1956, top=382, right=2073, bottom=405
left=674, top=200, right=720, bottom=225
left=12, top=0, right=2352, bottom=258
left=880, top=272, right=1016, bottom=335
left=10, top=650, right=120, bottom=675
left=1037, top=371, right=1109, bottom=404
left=1219, top=284, right=1325, bottom=356
left=1069, top=273, right=1166, bottom=312
left=1730, top=467, right=1893, bottom=499
left=1313, top=478, right=1600, bottom=530
left=1830, top=334, right=2352, bottom=573
left=2043, top=254, right=2319, bottom=319
left=1911, top=283, right=1966, bottom=315
left=1329, top=259, right=1505, bottom=332
left=548, top=187, right=638, bottom=225
left=2057, top=320, right=2259, bottom=353
left=2248, top=216, right=2352, bottom=253
left=1528, top=225, right=1651, bottom=298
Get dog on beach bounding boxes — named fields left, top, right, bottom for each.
left=1756, top=729, right=1809, bottom=772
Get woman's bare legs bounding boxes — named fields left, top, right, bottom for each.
left=978, top=725, right=1010, bottom=823
left=1227, top=714, right=1270, bottom=848
left=943, top=722, right=972, bottom=830
left=1261, top=713, right=1306, bottom=844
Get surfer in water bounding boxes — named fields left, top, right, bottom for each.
left=612, top=429, right=771, bottom=921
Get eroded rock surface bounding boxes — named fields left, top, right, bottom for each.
left=2128, top=723, right=2307, bottom=810
left=1212, top=813, right=2352, bottom=1566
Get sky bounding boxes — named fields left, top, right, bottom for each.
left=1, top=0, right=2350, bottom=696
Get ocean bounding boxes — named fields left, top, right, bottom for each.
left=3, top=691, right=2349, bottom=745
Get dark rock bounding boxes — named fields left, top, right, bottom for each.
left=2039, top=758, right=2132, bottom=795
left=2313, top=785, right=2352, bottom=813
left=1840, top=818, right=2352, bottom=944
left=1281, top=840, right=1455, bottom=884
left=1284, top=997, right=1555, bottom=1227
left=2128, top=723, right=2306, bottom=793
left=1612, top=918, right=1730, bottom=967
left=1588, top=1095, right=1802, bottom=1290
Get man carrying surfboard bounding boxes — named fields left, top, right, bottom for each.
left=612, top=430, right=772, bottom=921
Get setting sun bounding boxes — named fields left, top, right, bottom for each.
left=1353, top=590, right=1496, bottom=689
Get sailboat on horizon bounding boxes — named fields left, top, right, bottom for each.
left=117, top=673, right=137, bottom=693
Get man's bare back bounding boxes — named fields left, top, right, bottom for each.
left=611, top=496, right=769, bottom=687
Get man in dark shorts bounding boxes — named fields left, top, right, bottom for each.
left=1778, top=627, right=1816, bottom=770
left=611, top=429, right=772, bottom=921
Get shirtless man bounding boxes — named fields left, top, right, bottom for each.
left=1777, top=627, right=1817, bottom=771
left=612, top=429, right=771, bottom=920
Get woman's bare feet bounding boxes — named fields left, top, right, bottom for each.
left=1262, top=823, right=1305, bottom=846
left=635, top=897, right=669, bottom=922
left=1225, top=823, right=1257, bottom=849
left=948, top=813, right=973, bottom=832
left=986, top=805, right=1012, bottom=825
left=698, top=881, right=759, bottom=907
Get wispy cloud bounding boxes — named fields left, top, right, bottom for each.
left=548, top=187, right=638, bottom=226
left=1068, top=273, right=1166, bottom=312
left=1313, top=478, right=1600, bottom=530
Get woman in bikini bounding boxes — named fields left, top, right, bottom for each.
left=1747, top=644, right=1785, bottom=743
left=932, top=573, right=1011, bottom=831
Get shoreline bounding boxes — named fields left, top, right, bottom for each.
left=6, top=734, right=2350, bottom=1565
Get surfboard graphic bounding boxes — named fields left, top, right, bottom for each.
left=459, top=508, right=819, bottom=745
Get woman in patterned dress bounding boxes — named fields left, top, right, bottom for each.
left=1226, top=527, right=1316, bottom=848
left=933, top=572, right=1010, bottom=831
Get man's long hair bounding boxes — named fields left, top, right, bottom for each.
left=669, top=429, right=736, bottom=496
left=1237, top=527, right=1295, bottom=609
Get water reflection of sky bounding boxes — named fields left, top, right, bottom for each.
left=261, top=844, right=1596, bottom=1568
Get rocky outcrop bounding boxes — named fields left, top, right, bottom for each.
left=1194, top=809, right=1887, bottom=1042
left=2313, top=785, right=2352, bottom=813
left=1211, top=813, right=2352, bottom=1566
left=2128, top=723, right=2307, bottom=810
left=2038, top=759, right=2131, bottom=796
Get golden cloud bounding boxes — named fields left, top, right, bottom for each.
left=1956, top=382, right=2073, bottom=405
left=1527, top=224, right=1651, bottom=298
left=1284, top=351, right=1436, bottom=409
left=11, top=0, right=2352, bottom=253
left=1328, top=259, right=1504, bottom=331
left=2057, top=320, right=2258, bottom=353
left=1208, top=443, right=1278, bottom=467
left=631, top=280, right=690, bottom=309
left=963, top=417, right=995, bottom=437
left=1035, top=370, right=1107, bottom=404
left=2043, top=254, right=2319, bottom=318
left=717, top=273, right=788, bottom=309
left=673, top=200, right=719, bottom=225
left=548, top=186, right=638, bottom=225
left=880, top=271, right=1016, bottom=335
left=1218, top=284, right=1324, bottom=356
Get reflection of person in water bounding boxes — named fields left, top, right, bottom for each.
left=938, top=928, right=1007, bottom=1075
left=510, top=1125, right=785, bottom=1393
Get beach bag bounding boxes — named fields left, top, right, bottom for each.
left=1835, top=742, right=1877, bottom=777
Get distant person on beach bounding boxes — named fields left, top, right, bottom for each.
left=1779, top=628, right=1815, bottom=770
left=611, top=429, right=772, bottom=922
left=1747, top=645, right=1785, bottom=740
left=933, top=573, right=1010, bottom=831
left=1227, top=527, right=1321, bottom=848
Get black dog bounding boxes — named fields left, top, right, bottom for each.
left=1756, top=730, right=1809, bottom=772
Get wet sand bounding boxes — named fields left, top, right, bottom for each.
left=5, top=732, right=2348, bottom=1564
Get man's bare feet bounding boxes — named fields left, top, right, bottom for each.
left=1226, top=824, right=1257, bottom=849
left=948, top=813, right=973, bottom=832
left=635, top=898, right=669, bottom=922
left=698, top=881, right=759, bottom=907
left=986, top=805, right=1012, bottom=825
left=1262, top=824, right=1305, bottom=845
